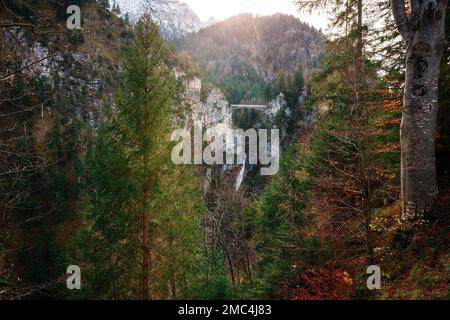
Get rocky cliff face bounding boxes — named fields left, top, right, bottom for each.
left=175, top=70, right=232, bottom=131
left=116, top=0, right=215, bottom=39
left=266, top=93, right=286, bottom=118
left=2, top=2, right=131, bottom=128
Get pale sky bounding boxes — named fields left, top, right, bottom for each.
left=180, top=0, right=329, bottom=31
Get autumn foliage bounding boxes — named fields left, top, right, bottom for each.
left=291, top=268, right=354, bottom=300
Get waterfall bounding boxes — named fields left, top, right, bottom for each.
left=235, top=164, right=245, bottom=191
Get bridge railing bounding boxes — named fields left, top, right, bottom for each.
left=231, top=104, right=267, bottom=109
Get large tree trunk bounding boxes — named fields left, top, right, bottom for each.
left=142, top=154, right=150, bottom=300
left=391, top=0, right=447, bottom=228
left=142, top=202, right=149, bottom=299
left=142, top=207, right=149, bottom=300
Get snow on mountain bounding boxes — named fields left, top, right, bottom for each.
left=115, top=0, right=214, bottom=39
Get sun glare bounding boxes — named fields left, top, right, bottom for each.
left=180, top=0, right=329, bottom=30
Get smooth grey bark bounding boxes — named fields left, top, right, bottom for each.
left=391, top=0, right=447, bottom=228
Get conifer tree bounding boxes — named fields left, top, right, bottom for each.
left=74, top=120, right=139, bottom=299
left=74, top=14, right=205, bottom=300
left=115, top=14, right=173, bottom=300
left=98, top=0, right=110, bottom=10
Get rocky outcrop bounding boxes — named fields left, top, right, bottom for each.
left=1, top=3, right=131, bottom=126
left=266, top=93, right=286, bottom=118
left=175, top=71, right=232, bottom=130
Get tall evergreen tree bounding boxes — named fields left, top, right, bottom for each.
left=116, top=14, right=173, bottom=300
left=73, top=14, right=205, bottom=300
left=98, top=0, right=110, bottom=10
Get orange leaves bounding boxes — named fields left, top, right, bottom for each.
left=342, top=271, right=353, bottom=285
left=291, top=268, right=354, bottom=300
left=372, top=142, right=401, bottom=155
left=294, top=170, right=309, bottom=180
left=366, top=88, right=402, bottom=113
left=372, top=117, right=401, bottom=129
left=380, top=99, right=402, bottom=113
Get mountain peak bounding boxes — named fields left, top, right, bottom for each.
left=116, top=0, right=209, bottom=39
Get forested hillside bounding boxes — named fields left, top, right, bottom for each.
left=1, top=0, right=449, bottom=301
left=175, top=13, right=323, bottom=104
left=0, top=0, right=135, bottom=298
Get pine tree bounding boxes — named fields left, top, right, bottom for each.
left=116, top=14, right=173, bottom=300
left=73, top=120, right=139, bottom=299
left=98, top=0, right=110, bottom=10
left=247, top=145, right=315, bottom=299
left=73, top=14, right=205, bottom=300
